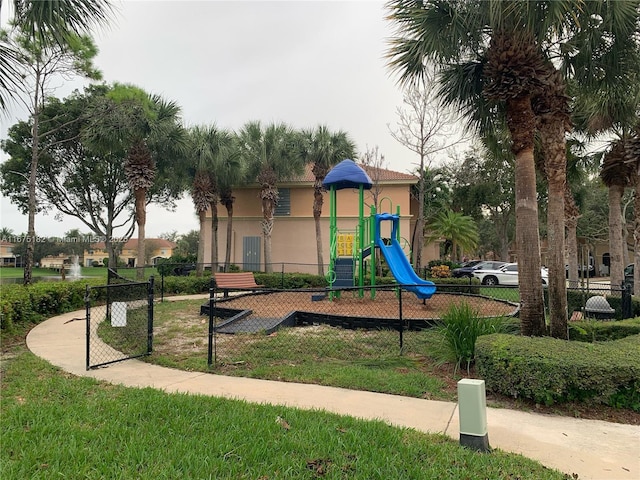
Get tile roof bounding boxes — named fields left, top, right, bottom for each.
left=280, top=163, right=417, bottom=185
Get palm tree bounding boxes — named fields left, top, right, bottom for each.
left=601, top=140, right=636, bottom=289
left=237, top=121, right=305, bottom=273
left=84, top=84, right=186, bottom=278
left=217, top=135, right=245, bottom=272
left=427, top=210, right=478, bottom=262
left=386, top=0, right=640, bottom=337
left=386, top=1, right=559, bottom=336
left=187, top=125, right=222, bottom=276
left=299, top=126, right=356, bottom=276
left=1, top=0, right=114, bottom=110
left=627, top=131, right=640, bottom=293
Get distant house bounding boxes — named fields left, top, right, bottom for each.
left=0, top=241, right=17, bottom=267
left=84, top=238, right=177, bottom=267
left=202, top=163, right=440, bottom=274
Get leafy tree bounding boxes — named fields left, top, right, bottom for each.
left=82, top=83, right=187, bottom=277
left=0, top=86, right=136, bottom=269
left=449, top=144, right=515, bottom=261
left=174, top=230, right=199, bottom=258
left=238, top=121, right=305, bottom=273
left=299, top=125, right=355, bottom=276
left=2, top=25, right=101, bottom=285
left=388, top=75, right=465, bottom=270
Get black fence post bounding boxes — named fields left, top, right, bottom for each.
left=622, top=282, right=632, bottom=319
left=147, top=276, right=154, bottom=354
left=85, top=284, right=91, bottom=371
left=207, top=284, right=215, bottom=367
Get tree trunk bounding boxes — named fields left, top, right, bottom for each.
left=24, top=70, right=42, bottom=286
left=210, top=201, right=219, bottom=274
left=223, top=199, right=234, bottom=272
left=635, top=179, right=640, bottom=296
left=539, top=120, right=568, bottom=339
left=196, top=210, right=206, bottom=276
left=134, top=187, right=146, bottom=280
left=565, top=216, right=579, bottom=287
left=507, top=95, right=546, bottom=336
left=262, top=196, right=275, bottom=273
left=608, top=184, right=625, bottom=290
left=313, top=185, right=325, bottom=276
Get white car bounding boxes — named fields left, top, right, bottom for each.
left=473, top=262, right=549, bottom=286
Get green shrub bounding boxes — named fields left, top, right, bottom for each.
left=0, top=280, right=103, bottom=333
left=253, top=272, right=327, bottom=289
left=432, top=302, right=510, bottom=373
left=475, top=333, right=640, bottom=410
left=569, top=318, right=640, bottom=342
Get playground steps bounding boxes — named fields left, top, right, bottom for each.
left=334, top=258, right=354, bottom=287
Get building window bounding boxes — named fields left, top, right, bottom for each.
left=274, top=188, right=291, bottom=216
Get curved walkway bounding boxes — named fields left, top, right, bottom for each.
left=26, top=304, right=639, bottom=480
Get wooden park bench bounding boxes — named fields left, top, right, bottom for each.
left=214, top=272, right=264, bottom=297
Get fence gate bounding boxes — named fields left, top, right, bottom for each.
left=85, top=278, right=154, bottom=370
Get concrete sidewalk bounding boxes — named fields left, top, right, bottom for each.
left=26, top=308, right=639, bottom=480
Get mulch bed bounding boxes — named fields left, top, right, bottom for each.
left=215, top=290, right=517, bottom=320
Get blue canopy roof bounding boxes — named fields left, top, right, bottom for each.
left=322, top=159, right=373, bottom=190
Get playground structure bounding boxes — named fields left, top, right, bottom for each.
left=322, top=159, right=436, bottom=301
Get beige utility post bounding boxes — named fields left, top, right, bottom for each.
left=457, top=378, right=490, bottom=452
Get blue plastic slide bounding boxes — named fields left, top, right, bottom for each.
left=375, top=214, right=436, bottom=300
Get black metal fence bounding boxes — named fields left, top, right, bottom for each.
left=203, top=284, right=517, bottom=367
left=202, top=282, right=632, bottom=367
left=85, top=277, right=154, bottom=370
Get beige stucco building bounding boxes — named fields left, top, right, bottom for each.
left=203, top=164, right=440, bottom=274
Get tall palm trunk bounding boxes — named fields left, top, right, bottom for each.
left=125, top=140, right=155, bottom=280
left=210, top=199, right=219, bottom=274
left=196, top=210, right=207, bottom=276
left=539, top=119, right=568, bottom=338
left=261, top=193, right=275, bottom=273
left=221, top=189, right=235, bottom=271
left=192, top=170, right=214, bottom=276
left=608, top=184, right=625, bottom=289
left=259, top=168, right=278, bottom=274
left=564, top=189, right=581, bottom=288
left=601, top=141, right=633, bottom=290
left=508, top=95, right=546, bottom=336
left=313, top=178, right=325, bottom=276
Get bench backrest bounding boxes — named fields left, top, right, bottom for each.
left=214, top=272, right=260, bottom=288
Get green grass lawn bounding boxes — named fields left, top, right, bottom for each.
left=0, top=350, right=569, bottom=479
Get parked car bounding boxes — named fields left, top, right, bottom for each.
left=452, top=260, right=506, bottom=278
left=473, top=262, right=549, bottom=286
left=565, top=263, right=595, bottom=278
left=173, top=264, right=197, bottom=276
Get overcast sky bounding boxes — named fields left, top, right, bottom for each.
left=1, top=0, right=466, bottom=239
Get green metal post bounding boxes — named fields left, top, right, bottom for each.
left=329, top=186, right=337, bottom=300
left=358, top=185, right=364, bottom=297
left=370, top=204, right=376, bottom=299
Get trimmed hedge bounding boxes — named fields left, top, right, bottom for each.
left=569, top=318, right=640, bottom=342
left=475, top=333, right=640, bottom=410
left=0, top=280, right=103, bottom=333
